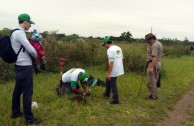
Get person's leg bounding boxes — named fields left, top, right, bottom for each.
left=63, top=82, right=72, bottom=93
left=33, top=64, right=41, bottom=73
left=110, top=77, right=119, bottom=103
left=12, top=65, right=23, bottom=118
left=191, top=50, right=194, bottom=55
left=40, top=58, right=47, bottom=71
left=97, top=79, right=106, bottom=87
left=21, top=66, right=34, bottom=120
left=156, top=62, right=161, bottom=88
left=104, top=78, right=111, bottom=97
left=156, top=73, right=161, bottom=87
left=147, top=64, right=157, bottom=99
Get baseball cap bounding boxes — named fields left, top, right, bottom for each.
left=102, top=37, right=111, bottom=46
left=18, top=13, right=35, bottom=24
left=79, top=73, right=88, bottom=83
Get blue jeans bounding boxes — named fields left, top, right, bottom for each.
left=12, top=65, right=34, bottom=120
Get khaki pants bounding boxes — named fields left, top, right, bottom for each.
left=147, top=62, right=161, bottom=98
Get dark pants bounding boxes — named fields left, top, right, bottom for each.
left=12, top=65, right=34, bottom=120
left=104, top=77, right=119, bottom=102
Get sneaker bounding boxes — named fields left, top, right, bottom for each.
left=103, top=92, right=110, bottom=99
left=110, top=101, right=119, bottom=105
left=26, top=117, right=42, bottom=125
left=144, top=95, right=158, bottom=100
left=11, top=112, right=23, bottom=119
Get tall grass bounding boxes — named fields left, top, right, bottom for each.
left=0, top=60, right=15, bottom=83
left=43, top=36, right=149, bottom=72
left=0, top=34, right=191, bottom=82
left=163, top=44, right=189, bottom=57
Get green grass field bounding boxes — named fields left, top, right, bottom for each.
left=1, top=56, right=194, bottom=126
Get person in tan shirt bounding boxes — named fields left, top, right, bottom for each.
left=144, top=33, right=163, bottom=100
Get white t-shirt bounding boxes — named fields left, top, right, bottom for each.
left=62, top=68, right=85, bottom=83
left=107, top=45, right=124, bottom=77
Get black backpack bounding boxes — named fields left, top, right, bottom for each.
left=0, top=29, right=23, bottom=63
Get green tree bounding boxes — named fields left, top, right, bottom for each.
left=0, top=28, right=11, bottom=36
left=119, top=31, right=133, bottom=42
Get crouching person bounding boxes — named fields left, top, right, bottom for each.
left=61, top=68, right=91, bottom=96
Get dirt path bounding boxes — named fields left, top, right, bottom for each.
left=157, top=84, right=194, bottom=126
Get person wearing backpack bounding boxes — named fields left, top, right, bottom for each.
left=10, top=13, right=42, bottom=125
left=29, top=29, right=47, bottom=73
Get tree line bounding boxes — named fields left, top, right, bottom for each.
left=0, top=28, right=192, bottom=44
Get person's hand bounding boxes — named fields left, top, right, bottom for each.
left=107, top=74, right=111, bottom=80
left=147, top=48, right=150, bottom=53
left=85, top=90, right=91, bottom=96
left=149, top=67, right=154, bottom=74
left=82, top=91, right=87, bottom=97
left=82, top=90, right=91, bottom=97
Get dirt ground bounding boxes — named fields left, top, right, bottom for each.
left=157, top=84, right=194, bottom=126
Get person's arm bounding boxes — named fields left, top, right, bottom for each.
left=71, top=87, right=83, bottom=94
left=107, top=61, right=113, bottom=80
left=149, top=44, right=158, bottom=74
left=107, top=49, right=114, bottom=80
left=16, top=31, right=38, bottom=59
left=71, top=81, right=85, bottom=95
left=149, top=56, right=157, bottom=74
left=81, top=84, right=88, bottom=91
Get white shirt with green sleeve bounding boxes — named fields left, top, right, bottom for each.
left=62, top=68, right=85, bottom=87
left=107, top=45, right=124, bottom=77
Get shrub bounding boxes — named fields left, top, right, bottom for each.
left=0, top=60, right=15, bottom=83
left=0, top=34, right=190, bottom=83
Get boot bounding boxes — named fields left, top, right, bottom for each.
left=34, top=68, right=41, bottom=74
left=33, top=64, right=41, bottom=74
left=40, top=64, right=47, bottom=71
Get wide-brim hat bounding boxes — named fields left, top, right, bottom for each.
left=145, top=33, right=156, bottom=41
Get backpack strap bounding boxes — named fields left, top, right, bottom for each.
left=16, top=45, right=24, bottom=56
left=9, top=28, right=20, bottom=37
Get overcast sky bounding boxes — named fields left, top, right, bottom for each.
left=0, top=0, right=194, bottom=41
